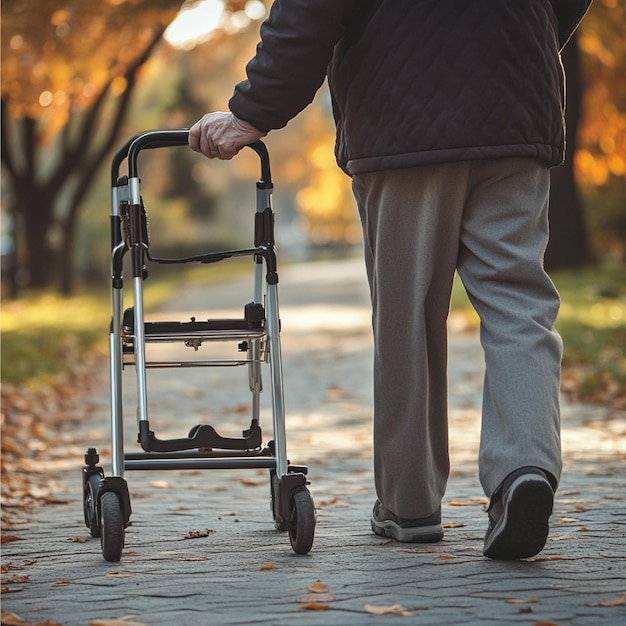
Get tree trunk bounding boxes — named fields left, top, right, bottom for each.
left=20, top=188, right=56, bottom=288
left=545, top=32, right=592, bottom=271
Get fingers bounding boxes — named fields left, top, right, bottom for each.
left=189, top=114, right=223, bottom=159
left=189, top=112, right=266, bottom=160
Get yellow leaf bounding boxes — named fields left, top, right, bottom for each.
left=300, top=602, right=332, bottom=611
left=308, top=580, right=330, bottom=593
left=435, top=554, right=455, bottom=560
left=364, top=604, right=413, bottom=617
left=259, top=563, right=274, bottom=571
left=448, top=497, right=488, bottom=507
left=443, top=522, right=465, bottom=528
left=556, top=517, right=577, bottom=524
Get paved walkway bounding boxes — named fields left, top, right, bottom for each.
left=2, top=258, right=625, bottom=626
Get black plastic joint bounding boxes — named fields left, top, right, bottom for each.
left=254, top=208, right=275, bottom=247
left=84, top=448, right=100, bottom=467
left=276, top=472, right=307, bottom=524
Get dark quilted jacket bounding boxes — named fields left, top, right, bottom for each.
left=229, top=0, right=591, bottom=175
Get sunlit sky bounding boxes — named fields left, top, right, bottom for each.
left=165, top=0, right=266, bottom=49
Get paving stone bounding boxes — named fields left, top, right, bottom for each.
left=2, top=258, right=625, bottom=626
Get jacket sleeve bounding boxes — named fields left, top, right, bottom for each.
left=229, top=0, right=360, bottom=132
left=551, top=0, right=592, bottom=50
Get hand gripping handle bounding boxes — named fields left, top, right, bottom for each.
left=111, top=129, right=271, bottom=186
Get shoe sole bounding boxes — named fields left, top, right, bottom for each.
left=483, top=475, right=554, bottom=560
left=371, top=517, right=444, bottom=543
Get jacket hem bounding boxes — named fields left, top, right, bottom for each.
left=343, top=144, right=563, bottom=176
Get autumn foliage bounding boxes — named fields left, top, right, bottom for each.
left=576, top=0, right=626, bottom=186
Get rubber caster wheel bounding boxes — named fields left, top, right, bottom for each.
left=84, top=474, right=102, bottom=538
left=289, top=489, right=316, bottom=554
left=100, top=491, right=124, bottom=562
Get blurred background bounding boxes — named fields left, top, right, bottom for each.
left=1, top=0, right=625, bottom=407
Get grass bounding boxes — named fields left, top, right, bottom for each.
left=0, top=259, right=250, bottom=387
left=2, top=262, right=625, bottom=405
left=450, top=264, right=626, bottom=405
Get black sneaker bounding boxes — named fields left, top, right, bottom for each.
left=371, top=500, right=444, bottom=543
left=483, top=466, right=554, bottom=560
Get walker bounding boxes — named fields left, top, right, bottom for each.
left=82, top=130, right=315, bottom=562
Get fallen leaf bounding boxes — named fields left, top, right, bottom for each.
left=0, top=612, right=27, bottom=625
left=300, top=602, right=332, bottom=611
left=2, top=560, right=36, bottom=571
left=296, top=593, right=335, bottom=603
left=308, top=580, right=330, bottom=593
left=579, top=526, right=589, bottom=531
left=1, top=586, right=23, bottom=594
left=149, top=480, right=172, bottom=489
left=184, top=529, right=215, bottom=539
left=443, top=522, right=465, bottom=528
left=556, top=517, right=577, bottom=524
left=2, top=575, right=29, bottom=584
left=448, top=497, right=488, bottom=507
left=0, top=536, right=22, bottom=544
left=105, top=572, right=134, bottom=578
left=365, top=604, right=413, bottom=617
left=435, top=554, right=454, bottom=560
left=52, top=579, right=69, bottom=587
left=318, top=497, right=339, bottom=507
left=532, top=621, right=559, bottom=626
left=67, top=536, right=89, bottom=543
left=259, top=563, right=274, bottom=571
left=40, top=496, right=69, bottom=505
left=506, top=597, right=539, bottom=604
left=530, top=555, right=564, bottom=562
left=1, top=609, right=58, bottom=626
left=586, top=593, right=626, bottom=608
left=239, top=478, right=263, bottom=487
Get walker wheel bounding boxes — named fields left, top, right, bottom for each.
left=289, top=489, right=316, bottom=554
left=100, top=491, right=125, bottom=562
left=84, top=474, right=102, bottom=538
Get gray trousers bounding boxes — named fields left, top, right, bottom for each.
left=352, top=158, right=563, bottom=519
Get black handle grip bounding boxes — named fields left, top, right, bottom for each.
left=112, top=129, right=271, bottom=186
